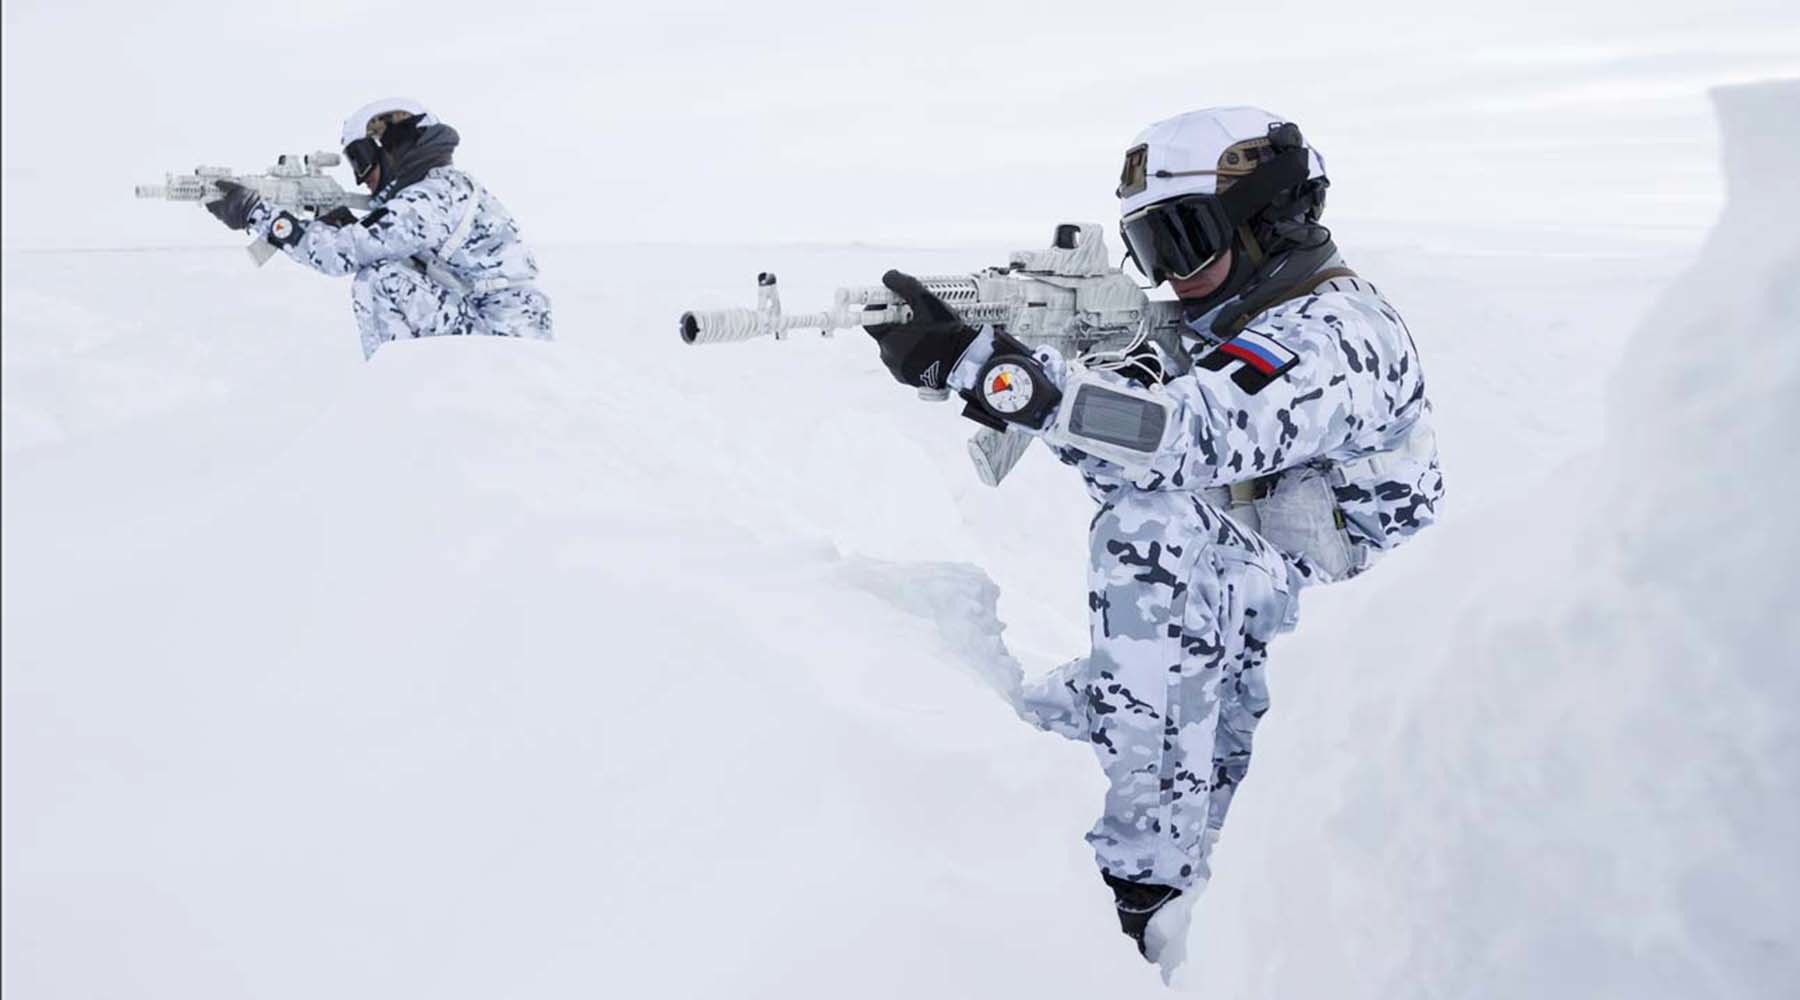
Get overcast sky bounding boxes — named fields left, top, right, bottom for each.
left=3, top=0, right=1796, bottom=251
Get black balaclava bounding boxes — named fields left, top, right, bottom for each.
left=374, top=116, right=461, bottom=201
left=1180, top=176, right=1334, bottom=337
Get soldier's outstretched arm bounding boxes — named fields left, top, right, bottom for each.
left=244, top=185, right=459, bottom=277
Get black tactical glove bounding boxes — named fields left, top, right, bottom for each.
left=316, top=205, right=359, bottom=228
left=204, top=180, right=262, bottom=231
left=863, top=269, right=978, bottom=393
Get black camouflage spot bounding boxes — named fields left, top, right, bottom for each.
left=1275, top=411, right=1300, bottom=450
left=1106, top=539, right=1184, bottom=591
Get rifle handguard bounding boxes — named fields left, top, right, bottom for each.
left=676, top=224, right=1189, bottom=485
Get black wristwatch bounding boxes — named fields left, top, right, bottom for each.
left=960, top=331, right=1063, bottom=431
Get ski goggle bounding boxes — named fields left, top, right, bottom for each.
left=343, top=112, right=424, bottom=183
left=1118, top=132, right=1315, bottom=285
left=1119, top=194, right=1236, bottom=284
left=343, top=137, right=381, bottom=182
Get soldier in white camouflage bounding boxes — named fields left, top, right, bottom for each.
left=864, top=107, right=1443, bottom=971
left=204, top=98, right=552, bottom=359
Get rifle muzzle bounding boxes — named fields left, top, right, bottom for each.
left=679, top=308, right=765, bottom=345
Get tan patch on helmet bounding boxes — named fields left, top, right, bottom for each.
left=1215, top=136, right=1275, bottom=193
left=365, top=110, right=417, bottom=140
left=1117, top=144, right=1149, bottom=197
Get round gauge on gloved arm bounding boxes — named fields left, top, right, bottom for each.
left=863, top=270, right=977, bottom=398
left=962, top=348, right=1062, bottom=432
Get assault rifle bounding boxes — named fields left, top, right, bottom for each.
left=679, top=223, right=1187, bottom=486
left=136, top=151, right=371, bottom=266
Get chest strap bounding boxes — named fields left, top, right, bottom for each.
left=409, top=186, right=493, bottom=295
left=439, top=188, right=480, bottom=259
left=1214, top=265, right=1362, bottom=338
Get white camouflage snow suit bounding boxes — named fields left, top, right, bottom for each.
left=1019, top=265, right=1443, bottom=890
left=248, top=166, right=552, bottom=359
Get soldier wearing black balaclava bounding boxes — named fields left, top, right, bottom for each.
left=203, top=98, right=552, bottom=359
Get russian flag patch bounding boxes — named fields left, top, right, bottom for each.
left=1197, top=329, right=1299, bottom=394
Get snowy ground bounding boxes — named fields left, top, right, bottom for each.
left=5, top=86, right=1796, bottom=998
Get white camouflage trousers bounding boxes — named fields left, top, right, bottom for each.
left=349, top=261, right=553, bottom=361
left=1022, top=487, right=1297, bottom=889
left=350, top=261, right=474, bottom=360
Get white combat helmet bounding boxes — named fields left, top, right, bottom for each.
left=1117, top=106, right=1327, bottom=217
left=340, top=97, right=438, bottom=148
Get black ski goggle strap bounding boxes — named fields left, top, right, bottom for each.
left=1119, top=146, right=1313, bottom=282
left=343, top=137, right=381, bottom=181
left=1213, top=145, right=1311, bottom=228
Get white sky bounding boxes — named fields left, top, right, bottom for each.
left=3, top=0, right=1796, bottom=250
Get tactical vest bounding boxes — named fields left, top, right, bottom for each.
left=1203, top=269, right=1440, bottom=582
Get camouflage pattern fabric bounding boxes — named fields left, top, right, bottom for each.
left=248, top=166, right=552, bottom=359
left=349, top=261, right=472, bottom=359
left=1058, top=273, right=1443, bottom=582
left=1021, top=488, right=1295, bottom=887
left=1022, top=268, right=1439, bottom=889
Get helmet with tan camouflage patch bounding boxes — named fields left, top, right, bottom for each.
left=340, top=98, right=439, bottom=187
left=1117, top=107, right=1330, bottom=289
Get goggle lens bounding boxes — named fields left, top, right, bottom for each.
left=343, top=137, right=380, bottom=182
left=1122, top=196, right=1229, bottom=283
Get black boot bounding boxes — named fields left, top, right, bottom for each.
left=1102, top=873, right=1182, bottom=958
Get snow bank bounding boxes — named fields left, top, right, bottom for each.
left=1190, top=79, right=1798, bottom=999
left=1, top=335, right=1157, bottom=998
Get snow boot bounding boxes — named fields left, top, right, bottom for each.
left=1102, top=873, right=1182, bottom=958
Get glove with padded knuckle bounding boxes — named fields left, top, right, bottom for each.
left=863, top=269, right=977, bottom=393
left=204, top=180, right=262, bottom=231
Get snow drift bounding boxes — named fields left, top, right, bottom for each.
left=1187, top=78, right=1799, bottom=999
left=0, top=247, right=1153, bottom=998
left=4, top=83, right=1792, bottom=998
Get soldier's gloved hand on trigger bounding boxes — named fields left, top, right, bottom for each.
left=863, top=269, right=977, bottom=392
left=204, top=180, right=262, bottom=231
left=315, top=206, right=359, bottom=228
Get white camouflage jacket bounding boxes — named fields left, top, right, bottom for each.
left=248, top=166, right=551, bottom=341
left=1038, top=268, right=1444, bottom=581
